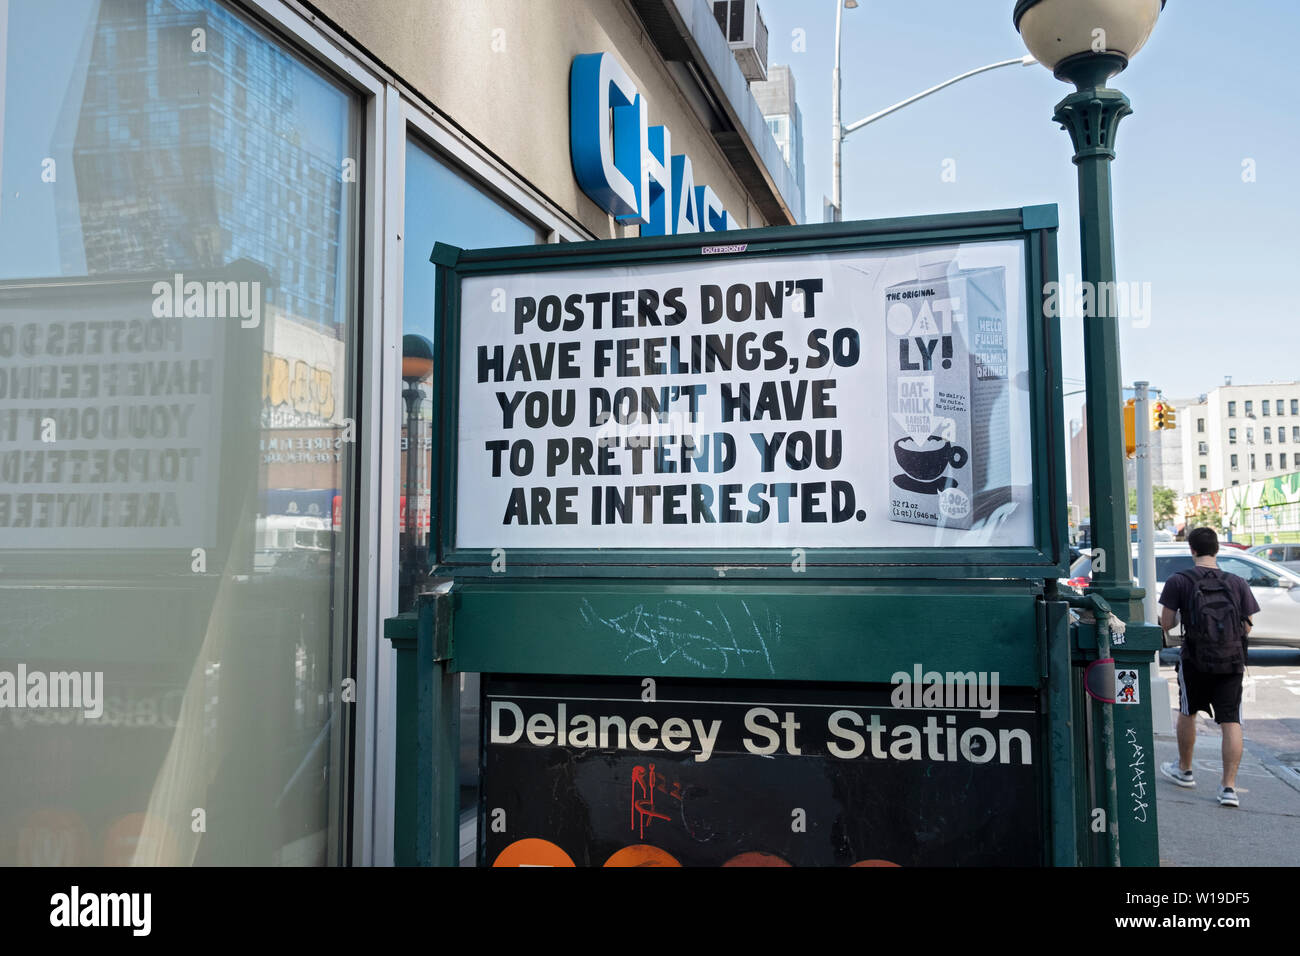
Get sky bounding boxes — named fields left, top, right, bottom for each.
left=758, top=0, right=1300, bottom=421
left=5, top=2, right=1295, bottom=454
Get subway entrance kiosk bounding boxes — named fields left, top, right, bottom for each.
left=386, top=207, right=1162, bottom=867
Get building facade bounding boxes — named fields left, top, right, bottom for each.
left=1068, top=389, right=1187, bottom=528
left=1068, top=413, right=1089, bottom=524
left=1179, top=382, right=1300, bottom=495
left=0, top=0, right=802, bottom=866
left=750, top=64, right=805, bottom=223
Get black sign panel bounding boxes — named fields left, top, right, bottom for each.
left=479, top=674, right=1044, bottom=866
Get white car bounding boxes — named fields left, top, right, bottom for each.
left=1139, top=543, right=1300, bottom=650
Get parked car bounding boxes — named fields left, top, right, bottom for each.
left=1062, top=553, right=1096, bottom=592
left=1248, top=543, right=1300, bottom=573
left=1060, top=543, right=1300, bottom=649
left=1144, top=544, right=1300, bottom=649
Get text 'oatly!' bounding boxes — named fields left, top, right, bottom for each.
left=885, top=267, right=1010, bottom=530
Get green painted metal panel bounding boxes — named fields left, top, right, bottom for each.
left=450, top=581, right=1044, bottom=686
left=1021, top=204, right=1059, bottom=231
left=1068, top=616, right=1162, bottom=866
left=1110, top=624, right=1163, bottom=867
left=1044, top=597, right=1078, bottom=867
left=386, top=609, right=430, bottom=866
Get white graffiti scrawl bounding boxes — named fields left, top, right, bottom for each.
left=579, top=598, right=779, bottom=676
left=1125, top=726, right=1149, bottom=824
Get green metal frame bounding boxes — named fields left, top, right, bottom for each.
left=391, top=577, right=1079, bottom=866
left=383, top=203, right=1161, bottom=868
left=426, top=206, right=1068, bottom=581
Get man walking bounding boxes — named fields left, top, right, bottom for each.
left=1158, top=527, right=1259, bottom=807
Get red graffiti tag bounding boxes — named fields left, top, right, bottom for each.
left=630, top=763, right=679, bottom=839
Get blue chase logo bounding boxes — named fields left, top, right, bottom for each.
left=570, top=52, right=732, bottom=235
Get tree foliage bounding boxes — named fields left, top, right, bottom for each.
left=1127, top=485, right=1178, bottom=529
left=1189, top=506, right=1222, bottom=531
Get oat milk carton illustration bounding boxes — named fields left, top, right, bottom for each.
left=885, top=267, right=1009, bottom=529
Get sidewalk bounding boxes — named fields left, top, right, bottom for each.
left=1154, top=718, right=1300, bottom=866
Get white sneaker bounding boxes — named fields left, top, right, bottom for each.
left=1160, top=761, right=1195, bottom=788
left=1218, top=787, right=1240, bottom=808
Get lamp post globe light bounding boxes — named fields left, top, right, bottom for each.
left=401, top=332, right=435, bottom=385
left=1015, top=0, right=1164, bottom=622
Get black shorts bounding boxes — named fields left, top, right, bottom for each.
left=1176, top=656, right=1242, bottom=724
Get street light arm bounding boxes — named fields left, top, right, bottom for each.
left=842, top=55, right=1036, bottom=139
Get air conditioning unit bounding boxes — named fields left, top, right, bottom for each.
left=712, top=0, right=768, bottom=82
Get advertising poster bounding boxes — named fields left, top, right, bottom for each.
left=480, top=675, right=1043, bottom=867
left=455, top=240, right=1033, bottom=550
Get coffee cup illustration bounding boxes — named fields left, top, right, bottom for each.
left=893, top=435, right=969, bottom=483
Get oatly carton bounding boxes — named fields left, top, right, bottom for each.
left=885, top=267, right=1009, bottom=530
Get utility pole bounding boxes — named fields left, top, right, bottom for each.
left=1245, top=415, right=1257, bottom=545
left=1134, top=383, right=1156, bottom=623
left=830, top=0, right=845, bottom=221
left=1134, top=382, right=1170, bottom=735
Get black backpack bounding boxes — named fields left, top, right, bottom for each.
left=1178, top=568, right=1246, bottom=673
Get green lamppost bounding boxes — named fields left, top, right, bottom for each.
left=1015, top=0, right=1164, bottom=622
left=400, top=333, right=435, bottom=610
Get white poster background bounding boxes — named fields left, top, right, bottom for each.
left=456, top=240, right=1033, bottom=550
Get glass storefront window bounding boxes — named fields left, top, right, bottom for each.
left=1, top=0, right=360, bottom=865
left=399, top=138, right=541, bottom=611
left=400, top=138, right=542, bottom=840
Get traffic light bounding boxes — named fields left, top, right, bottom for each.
left=1124, top=398, right=1136, bottom=458
left=1163, top=404, right=1176, bottom=430
left=1152, top=400, right=1167, bottom=430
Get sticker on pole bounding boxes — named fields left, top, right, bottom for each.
left=1114, top=668, right=1140, bottom=705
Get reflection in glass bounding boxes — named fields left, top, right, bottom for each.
left=400, top=140, right=542, bottom=828
left=398, top=139, right=539, bottom=611
left=0, top=0, right=358, bottom=865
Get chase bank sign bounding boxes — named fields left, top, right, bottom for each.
left=570, top=52, right=733, bottom=235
